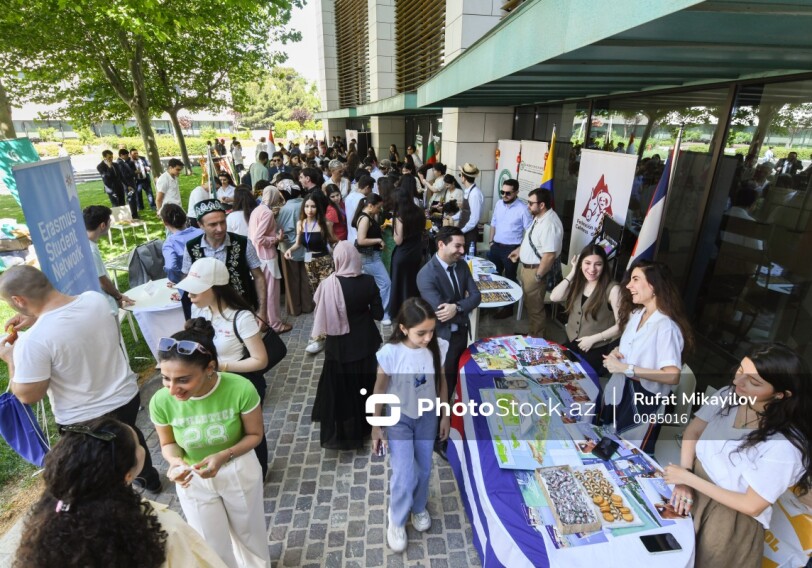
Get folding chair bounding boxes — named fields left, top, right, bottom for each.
left=107, top=206, right=149, bottom=248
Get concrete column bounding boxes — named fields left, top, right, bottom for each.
left=316, top=0, right=340, bottom=111
left=323, top=118, right=348, bottom=142
left=441, top=106, right=514, bottom=222
left=445, top=0, right=503, bottom=64
left=370, top=116, right=405, bottom=158
left=368, top=0, right=396, bottom=101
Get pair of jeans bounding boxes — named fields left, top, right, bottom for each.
left=136, top=179, right=155, bottom=209
left=361, top=251, right=391, bottom=318
left=486, top=242, right=520, bottom=282
left=387, top=412, right=438, bottom=527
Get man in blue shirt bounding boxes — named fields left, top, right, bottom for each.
left=487, top=179, right=532, bottom=319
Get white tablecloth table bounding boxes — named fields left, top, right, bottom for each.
left=122, top=278, right=185, bottom=360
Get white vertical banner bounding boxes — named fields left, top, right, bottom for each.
left=345, top=129, right=359, bottom=146
left=518, top=140, right=548, bottom=201
left=494, top=139, right=521, bottom=203
left=569, top=149, right=638, bottom=257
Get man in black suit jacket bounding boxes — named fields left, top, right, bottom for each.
left=116, top=148, right=139, bottom=219
left=130, top=148, right=156, bottom=211
left=417, top=226, right=481, bottom=458
left=775, top=151, right=803, bottom=176
left=96, top=149, right=126, bottom=207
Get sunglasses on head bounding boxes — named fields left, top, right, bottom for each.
left=61, top=424, right=117, bottom=441
left=158, top=337, right=210, bottom=355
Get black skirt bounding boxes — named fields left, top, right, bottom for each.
left=311, top=351, right=378, bottom=450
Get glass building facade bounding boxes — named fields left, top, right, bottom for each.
left=512, top=74, right=812, bottom=386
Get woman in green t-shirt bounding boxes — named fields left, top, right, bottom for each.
left=149, top=319, right=269, bottom=568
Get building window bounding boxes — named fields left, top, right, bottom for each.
left=336, top=0, right=370, bottom=107
left=395, top=0, right=445, bottom=93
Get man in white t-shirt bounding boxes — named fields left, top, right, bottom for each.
left=83, top=205, right=134, bottom=314
left=345, top=175, right=374, bottom=244
left=0, top=265, right=162, bottom=491
left=156, top=158, right=184, bottom=213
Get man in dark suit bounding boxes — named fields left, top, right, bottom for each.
left=775, top=151, right=803, bottom=176
left=417, top=226, right=481, bottom=459
left=96, top=149, right=126, bottom=207
left=116, top=148, right=139, bottom=219
left=130, top=148, right=156, bottom=211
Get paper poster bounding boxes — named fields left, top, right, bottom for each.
left=13, top=158, right=101, bottom=295
left=518, top=140, right=549, bottom=201
left=494, top=139, right=521, bottom=203
left=345, top=129, right=359, bottom=147
left=569, top=149, right=637, bottom=258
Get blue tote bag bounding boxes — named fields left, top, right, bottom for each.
left=0, top=392, right=50, bottom=467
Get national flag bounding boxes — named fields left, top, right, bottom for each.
left=628, top=152, right=673, bottom=265
left=627, top=134, right=635, bottom=154
left=267, top=128, right=275, bottom=146
left=540, top=127, right=556, bottom=203
left=426, top=126, right=437, bottom=165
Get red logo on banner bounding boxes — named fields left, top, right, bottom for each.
left=580, top=174, right=614, bottom=223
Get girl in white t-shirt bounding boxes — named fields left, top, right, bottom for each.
left=601, top=259, right=693, bottom=453
left=663, top=344, right=812, bottom=568
left=176, top=257, right=270, bottom=478
left=371, top=297, right=450, bottom=554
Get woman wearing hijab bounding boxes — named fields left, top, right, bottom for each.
left=248, top=184, right=292, bottom=334
left=311, top=241, right=384, bottom=450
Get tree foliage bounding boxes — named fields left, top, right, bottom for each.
left=239, top=67, right=321, bottom=129
left=0, top=0, right=300, bottom=173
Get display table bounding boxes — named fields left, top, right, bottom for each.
left=467, top=258, right=523, bottom=341
left=447, top=336, right=695, bottom=567
left=122, top=278, right=185, bottom=360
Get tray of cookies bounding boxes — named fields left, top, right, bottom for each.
left=535, top=465, right=602, bottom=535
left=573, top=464, right=643, bottom=529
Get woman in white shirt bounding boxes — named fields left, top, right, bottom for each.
left=216, top=172, right=236, bottom=205
left=176, top=257, right=270, bottom=479
left=226, top=187, right=256, bottom=237
left=601, top=260, right=693, bottom=453
left=664, top=343, right=812, bottom=568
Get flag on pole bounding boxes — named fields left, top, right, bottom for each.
left=267, top=128, right=275, bottom=146
left=540, top=127, right=556, bottom=202
left=426, top=126, right=437, bottom=165
left=628, top=152, right=673, bottom=265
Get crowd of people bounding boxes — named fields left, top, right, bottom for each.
left=2, top=135, right=811, bottom=567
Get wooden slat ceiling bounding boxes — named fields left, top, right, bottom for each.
left=395, top=0, right=445, bottom=93
left=336, top=0, right=369, bottom=108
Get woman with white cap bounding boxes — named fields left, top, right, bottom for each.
left=175, top=257, right=270, bottom=479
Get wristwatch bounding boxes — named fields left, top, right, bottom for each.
left=455, top=302, right=463, bottom=315
left=624, top=364, right=635, bottom=378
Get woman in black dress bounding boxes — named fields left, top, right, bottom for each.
left=311, top=241, right=383, bottom=449
left=388, top=184, right=426, bottom=319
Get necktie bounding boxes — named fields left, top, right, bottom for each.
left=447, top=265, right=461, bottom=301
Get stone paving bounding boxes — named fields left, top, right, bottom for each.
left=0, top=300, right=564, bottom=567
left=141, top=309, right=487, bottom=568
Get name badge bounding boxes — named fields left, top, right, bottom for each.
left=304, top=251, right=313, bottom=263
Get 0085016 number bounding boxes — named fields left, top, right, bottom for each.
left=633, top=412, right=690, bottom=425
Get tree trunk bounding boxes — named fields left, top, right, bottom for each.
left=168, top=108, right=193, bottom=175
left=0, top=78, right=17, bottom=139
left=131, top=104, right=163, bottom=177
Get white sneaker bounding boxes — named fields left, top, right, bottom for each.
left=381, top=318, right=392, bottom=326
left=411, top=510, right=431, bottom=532
left=387, top=522, right=407, bottom=552
left=305, top=339, right=325, bottom=354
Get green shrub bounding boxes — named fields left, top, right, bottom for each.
left=63, top=140, right=85, bottom=155
left=199, top=127, right=217, bottom=141
left=34, top=142, right=59, bottom=157
left=76, top=126, right=97, bottom=145
left=38, top=127, right=57, bottom=142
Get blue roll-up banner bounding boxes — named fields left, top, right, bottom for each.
left=0, top=138, right=40, bottom=207
left=12, top=158, right=100, bottom=295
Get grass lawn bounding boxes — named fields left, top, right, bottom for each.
left=0, top=168, right=204, bottom=503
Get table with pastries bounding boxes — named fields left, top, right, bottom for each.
left=446, top=335, right=696, bottom=567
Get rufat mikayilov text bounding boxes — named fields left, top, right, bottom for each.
left=633, top=390, right=757, bottom=407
